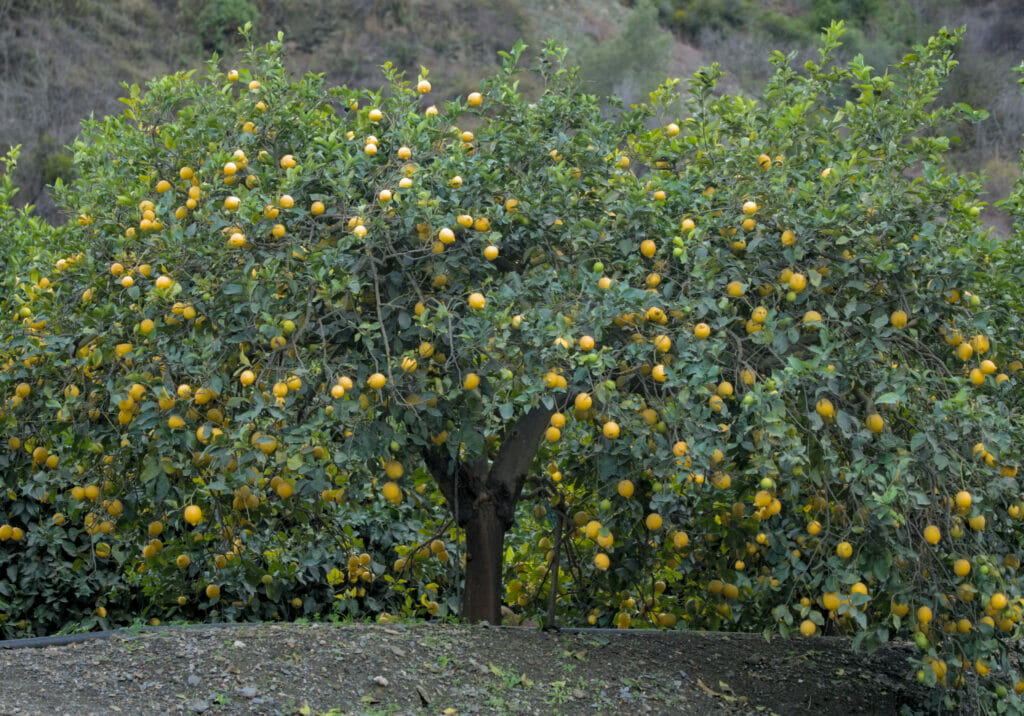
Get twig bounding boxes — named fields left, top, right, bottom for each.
left=545, top=493, right=565, bottom=631
left=369, top=252, right=395, bottom=388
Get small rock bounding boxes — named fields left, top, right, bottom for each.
left=232, top=640, right=245, bottom=648
left=371, top=675, right=389, bottom=687
left=187, top=675, right=201, bottom=687
left=239, top=686, right=258, bottom=698
left=186, top=699, right=209, bottom=713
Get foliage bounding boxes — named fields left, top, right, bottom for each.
left=667, top=0, right=932, bottom=64
left=1002, top=62, right=1024, bottom=239
left=667, top=0, right=748, bottom=37
left=2, top=23, right=1024, bottom=710
left=0, top=147, right=21, bottom=277
left=988, top=63, right=1024, bottom=352
left=0, top=147, right=50, bottom=287
left=576, top=0, right=675, bottom=103
left=32, top=135, right=76, bottom=189
left=187, top=0, right=261, bottom=53
left=620, top=26, right=1024, bottom=709
left=0, top=146, right=21, bottom=230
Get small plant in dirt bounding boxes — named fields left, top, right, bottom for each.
left=1, top=20, right=1024, bottom=712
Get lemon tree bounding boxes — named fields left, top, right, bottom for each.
left=0, top=32, right=674, bottom=630
left=1, top=22, right=1023, bottom=709
left=603, top=23, right=1022, bottom=706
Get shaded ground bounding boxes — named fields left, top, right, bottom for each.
left=0, top=621, right=938, bottom=714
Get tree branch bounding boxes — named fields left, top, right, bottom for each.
left=424, top=405, right=553, bottom=530
left=421, top=445, right=480, bottom=526
left=487, top=405, right=555, bottom=527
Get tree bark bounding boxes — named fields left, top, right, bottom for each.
left=461, top=496, right=506, bottom=624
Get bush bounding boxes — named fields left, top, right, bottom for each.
left=185, top=0, right=259, bottom=53
left=672, top=0, right=749, bottom=39
left=577, top=0, right=675, bottom=103
left=33, top=135, right=76, bottom=189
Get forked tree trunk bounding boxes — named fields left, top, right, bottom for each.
left=423, top=407, right=553, bottom=623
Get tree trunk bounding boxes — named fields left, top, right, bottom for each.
left=422, top=407, right=554, bottom=624
left=461, top=497, right=506, bottom=624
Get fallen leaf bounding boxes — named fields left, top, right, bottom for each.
left=697, top=678, right=737, bottom=702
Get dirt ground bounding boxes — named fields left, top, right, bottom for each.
left=0, top=620, right=948, bottom=715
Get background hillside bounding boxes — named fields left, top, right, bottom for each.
left=2, top=0, right=1022, bottom=226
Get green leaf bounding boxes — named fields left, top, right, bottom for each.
left=141, top=457, right=161, bottom=482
